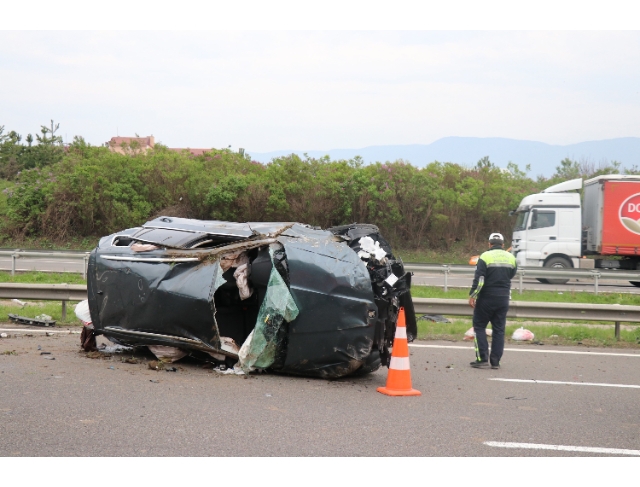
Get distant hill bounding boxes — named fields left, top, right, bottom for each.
left=248, top=137, right=640, bottom=177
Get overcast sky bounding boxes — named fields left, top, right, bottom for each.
left=1, top=30, right=639, bottom=152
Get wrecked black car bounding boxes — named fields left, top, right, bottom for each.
left=85, top=218, right=416, bottom=379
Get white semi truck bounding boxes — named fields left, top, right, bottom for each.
left=511, top=175, right=640, bottom=284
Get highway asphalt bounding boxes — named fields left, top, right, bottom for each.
left=1, top=328, right=639, bottom=456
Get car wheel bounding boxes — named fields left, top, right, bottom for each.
left=543, top=256, right=572, bottom=285
left=629, top=281, right=640, bottom=287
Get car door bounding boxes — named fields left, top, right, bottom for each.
left=525, top=210, right=557, bottom=262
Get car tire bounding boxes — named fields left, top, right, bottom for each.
left=543, top=256, right=572, bottom=285
left=629, top=281, right=640, bottom=287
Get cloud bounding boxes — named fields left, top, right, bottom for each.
left=1, top=31, right=639, bottom=150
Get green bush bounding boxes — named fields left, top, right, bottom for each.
left=0, top=140, right=548, bottom=250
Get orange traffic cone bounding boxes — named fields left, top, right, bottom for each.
left=377, top=307, right=421, bottom=396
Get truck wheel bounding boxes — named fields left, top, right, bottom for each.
left=543, top=257, right=572, bottom=285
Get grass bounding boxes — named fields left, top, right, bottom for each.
left=396, top=246, right=476, bottom=265
left=417, top=318, right=640, bottom=348
left=0, top=236, right=97, bottom=251
left=0, top=271, right=86, bottom=285
left=0, top=299, right=82, bottom=325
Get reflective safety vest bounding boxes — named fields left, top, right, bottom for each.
left=469, top=247, right=517, bottom=298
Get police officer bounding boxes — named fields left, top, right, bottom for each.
left=468, top=233, right=517, bottom=369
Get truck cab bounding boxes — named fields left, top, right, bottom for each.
left=511, top=178, right=582, bottom=271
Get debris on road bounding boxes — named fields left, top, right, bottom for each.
left=463, top=327, right=493, bottom=341
left=11, top=299, right=26, bottom=307
left=0, top=333, right=8, bottom=338
left=8, top=314, right=56, bottom=327
left=148, top=345, right=187, bottom=363
left=84, top=219, right=416, bottom=379
left=512, top=327, right=535, bottom=341
left=418, top=314, right=451, bottom=323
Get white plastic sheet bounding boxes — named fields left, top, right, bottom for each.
left=512, top=327, right=535, bottom=341
left=74, top=299, right=92, bottom=325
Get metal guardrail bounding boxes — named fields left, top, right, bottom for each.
left=413, top=297, right=640, bottom=322
left=2, top=251, right=639, bottom=294
left=0, top=283, right=88, bottom=320
left=0, top=250, right=90, bottom=279
left=404, top=263, right=640, bottom=295
left=413, top=297, right=638, bottom=340
left=1, top=283, right=637, bottom=340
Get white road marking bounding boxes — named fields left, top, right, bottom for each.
left=409, top=343, right=640, bottom=357
left=489, top=378, right=640, bottom=389
left=0, top=328, right=75, bottom=334
left=484, top=441, right=640, bottom=456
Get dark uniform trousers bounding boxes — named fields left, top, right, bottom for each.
left=473, top=293, right=509, bottom=365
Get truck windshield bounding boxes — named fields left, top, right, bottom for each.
left=514, top=211, right=529, bottom=231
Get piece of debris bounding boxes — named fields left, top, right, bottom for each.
left=148, top=345, right=186, bottom=363
left=165, top=367, right=177, bottom=372
left=512, top=327, right=535, bottom=341
left=40, top=352, right=51, bottom=355
left=149, top=379, right=159, bottom=383
left=43, top=356, right=55, bottom=360
left=418, top=314, right=451, bottom=323
left=74, top=300, right=92, bottom=325
left=1, top=350, right=16, bottom=355
left=463, top=327, right=493, bottom=341
left=35, top=314, right=53, bottom=321
left=86, top=351, right=103, bottom=359
left=45, top=332, right=54, bottom=337
left=445, top=364, right=454, bottom=369
left=8, top=314, right=56, bottom=327
left=0, top=333, right=8, bottom=339
left=11, top=299, right=27, bottom=307
left=505, top=396, right=527, bottom=400
left=213, top=366, right=245, bottom=375
left=148, top=360, right=164, bottom=371
left=108, top=366, right=115, bottom=370
left=98, top=344, right=134, bottom=354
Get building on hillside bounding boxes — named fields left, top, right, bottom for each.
left=108, top=136, right=155, bottom=154
left=108, top=135, right=216, bottom=156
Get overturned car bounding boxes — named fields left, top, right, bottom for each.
left=85, top=218, right=416, bottom=379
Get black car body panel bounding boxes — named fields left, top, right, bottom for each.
left=87, top=217, right=416, bottom=379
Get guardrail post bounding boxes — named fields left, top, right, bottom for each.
left=615, top=321, right=621, bottom=341
left=443, top=265, right=450, bottom=292
left=61, top=300, right=67, bottom=321
left=593, top=272, right=600, bottom=295
left=518, top=271, right=524, bottom=295
left=11, top=253, right=16, bottom=276
left=83, top=255, right=88, bottom=280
